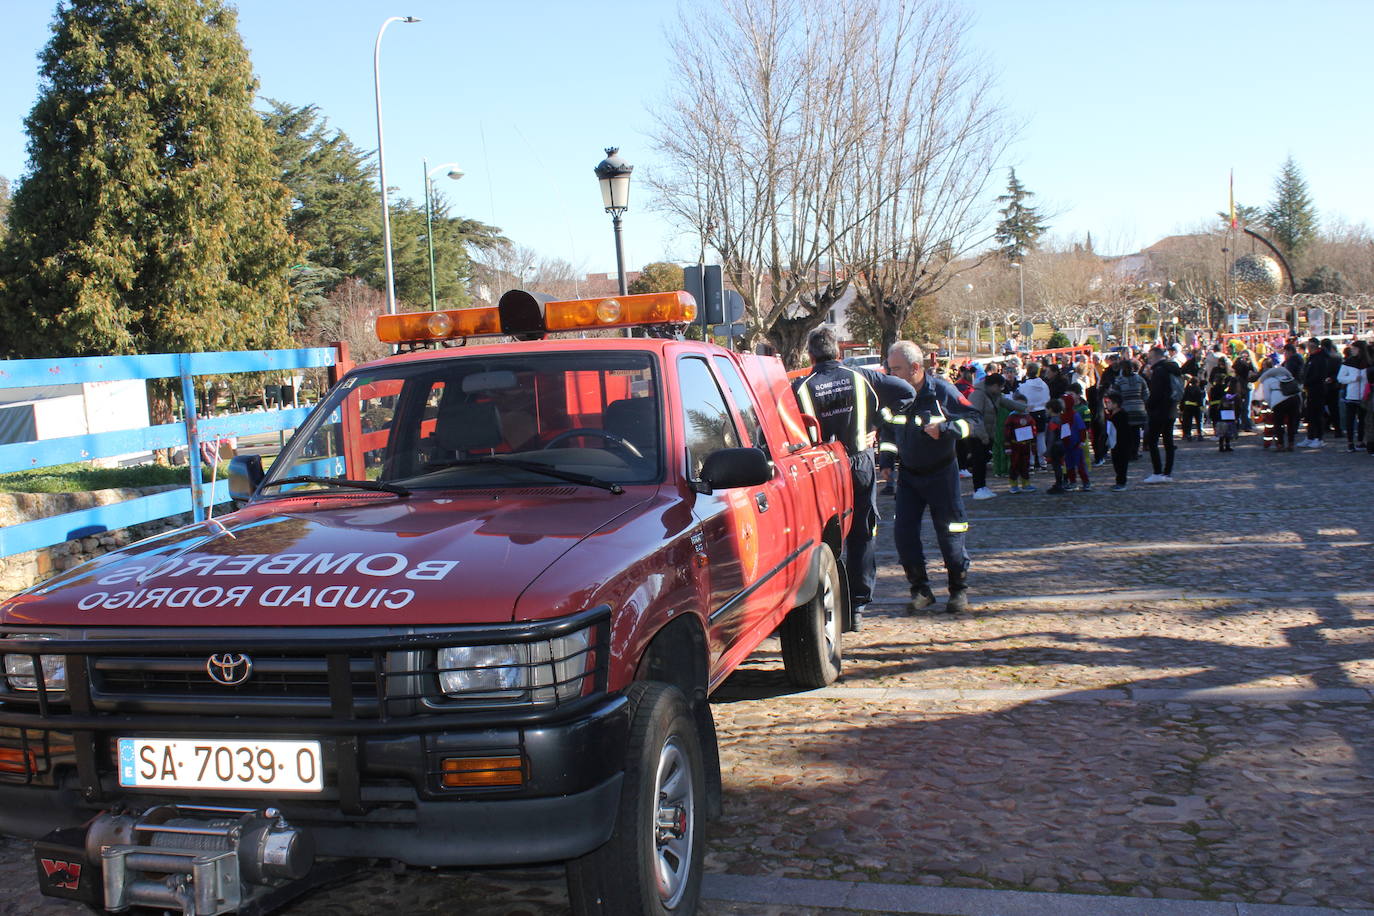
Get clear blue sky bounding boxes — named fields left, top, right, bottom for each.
left=1, top=0, right=1371, bottom=274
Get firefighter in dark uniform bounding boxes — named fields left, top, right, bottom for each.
left=793, top=329, right=914, bottom=628
left=881, top=341, right=982, bottom=614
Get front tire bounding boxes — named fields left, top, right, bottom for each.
left=780, top=545, right=843, bottom=687
left=567, top=682, right=705, bottom=915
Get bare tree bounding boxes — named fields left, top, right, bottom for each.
left=650, top=0, right=1006, bottom=366
left=305, top=279, right=390, bottom=364
left=471, top=244, right=586, bottom=303
left=842, top=0, right=1012, bottom=358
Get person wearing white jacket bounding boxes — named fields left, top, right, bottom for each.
left=1018, top=364, right=1052, bottom=467
left=1258, top=358, right=1301, bottom=451
left=1337, top=345, right=1370, bottom=452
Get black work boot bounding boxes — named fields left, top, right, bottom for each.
left=945, top=588, right=970, bottom=614
left=906, top=585, right=936, bottom=615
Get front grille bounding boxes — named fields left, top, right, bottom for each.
left=1, top=608, right=610, bottom=726
left=89, top=652, right=385, bottom=717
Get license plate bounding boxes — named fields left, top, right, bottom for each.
left=117, top=738, right=323, bottom=792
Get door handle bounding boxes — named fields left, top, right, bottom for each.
left=755, top=492, right=769, bottom=512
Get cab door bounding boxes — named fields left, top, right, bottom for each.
left=675, top=355, right=788, bottom=674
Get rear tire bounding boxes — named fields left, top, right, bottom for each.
left=780, top=545, right=843, bottom=687
left=566, top=682, right=705, bottom=916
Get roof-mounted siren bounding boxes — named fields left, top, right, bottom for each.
left=498, top=288, right=557, bottom=341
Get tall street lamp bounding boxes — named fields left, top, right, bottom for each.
left=593, top=148, right=633, bottom=296
left=374, top=15, right=420, bottom=316
left=423, top=159, right=464, bottom=310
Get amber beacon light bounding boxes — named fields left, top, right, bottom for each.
left=375, top=290, right=698, bottom=345
left=545, top=291, right=697, bottom=332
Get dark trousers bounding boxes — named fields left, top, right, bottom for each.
left=1305, top=389, right=1326, bottom=440
left=969, top=438, right=991, bottom=489
left=1327, top=387, right=1343, bottom=435
left=845, top=451, right=878, bottom=606
left=1345, top=402, right=1366, bottom=447
left=1127, top=417, right=1145, bottom=458
left=1272, top=397, right=1300, bottom=447
left=1112, top=421, right=1134, bottom=485
left=895, top=462, right=969, bottom=592
left=1179, top=406, right=1202, bottom=438
left=1147, top=407, right=1176, bottom=476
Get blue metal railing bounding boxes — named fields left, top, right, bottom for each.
left=0, top=347, right=341, bottom=559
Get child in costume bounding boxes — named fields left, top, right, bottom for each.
left=1004, top=396, right=1036, bottom=493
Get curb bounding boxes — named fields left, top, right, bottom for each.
left=705, top=873, right=1374, bottom=915
left=770, top=686, right=1374, bottom=704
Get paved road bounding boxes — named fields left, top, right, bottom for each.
left=3, top=432, right=1372, bottom=914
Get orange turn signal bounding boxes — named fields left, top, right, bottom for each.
left=440, top=755, right=525, bottom=788
left=0, top=747, right=36, bottom=774
left=376, top=307, right=502, bottom=344
left=545, top=291, right=697, bottom=332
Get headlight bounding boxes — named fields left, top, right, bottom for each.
left=3, top=634, right=68, bottom=692
left=438, top=628, right=592, bottom=703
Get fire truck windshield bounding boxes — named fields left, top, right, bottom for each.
left=259, top=352, right=661, bottom=494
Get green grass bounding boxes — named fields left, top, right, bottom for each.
left=0, top=461, right=230, bottom=494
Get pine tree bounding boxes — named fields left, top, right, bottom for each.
left=261, top=101, right=378, bottom=290
left=1217, top=202, right=1264, bottom=230
left=0, top=176, right=11, bottom=241
left=1263, top=156, right=1317, bottom=262
left=994, top=168, right=1048, bottom=262
left=0, top=0, right=298, bottom=358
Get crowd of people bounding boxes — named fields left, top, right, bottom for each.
left=793, top=329, right=1372, bottom=620
left=902, top=334, right=1374, bottom=497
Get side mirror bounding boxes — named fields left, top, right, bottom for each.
left=699, top=447, right=772, bottom=492
left=228, top=454, right=264, bottom=502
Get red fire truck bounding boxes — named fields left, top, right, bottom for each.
left=0, top=289, right=854, bottom=916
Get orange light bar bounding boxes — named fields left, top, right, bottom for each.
left=440, top=755, right=525, bottom=788
left=376, top=306, right=502, bottom=344
left=545, top=290, right=697, bottom=332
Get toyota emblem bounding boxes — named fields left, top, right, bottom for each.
left=206, top=653, right=253, bottom=686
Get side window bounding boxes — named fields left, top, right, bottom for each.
left=678, top=357, right=740, bottom=477
left=713, top=356, right=769, bottom=455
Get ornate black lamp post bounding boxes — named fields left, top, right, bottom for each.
left=594, top=148, right=634, bottom=296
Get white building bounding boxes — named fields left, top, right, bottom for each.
left=0, top=380, right=152, bottom=467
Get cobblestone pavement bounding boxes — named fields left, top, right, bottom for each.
left=2, top=433, right=1372, bottom=914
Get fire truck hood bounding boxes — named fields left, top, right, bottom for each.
left=1, top=491, right=653, bottom=627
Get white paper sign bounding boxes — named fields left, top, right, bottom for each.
left=1220, top=409, right=1236, bottom=420
left=1014, top=426, right=1033, bottom=442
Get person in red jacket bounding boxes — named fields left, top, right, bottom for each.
left=1004, top=396, right=1036, bottom=493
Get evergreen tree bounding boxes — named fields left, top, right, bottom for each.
left=994, top=168, right=1048, bottom=262
left=1299, top=266, right=1344, bottom=294
left=0, top=176, right=10, bottom=241
left=1216, top=202, right=1264, bottom=230
left=261, top=100, right=378, bottom=292
left=628, top=261, right=683, bottom=295
left=1263, top=156, right=1317, bottom=262
left=0, top=0, right=298, bottom=358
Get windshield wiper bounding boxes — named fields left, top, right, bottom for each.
left=430, top=456, right=624, bottom=495
left=269, top=475, right=411, bottom=497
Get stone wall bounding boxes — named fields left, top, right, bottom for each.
left=0, top=486, right=193, bottom=598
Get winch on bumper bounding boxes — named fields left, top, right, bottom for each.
left=37, top=804, right=313, bottom=915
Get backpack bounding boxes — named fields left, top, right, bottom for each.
left=1169, top=370, right=1185, bottom=404
left=1279, top=377, right=1300, bottom=397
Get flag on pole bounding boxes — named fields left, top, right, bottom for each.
left=1229, top=169, right=1237, bottom=229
